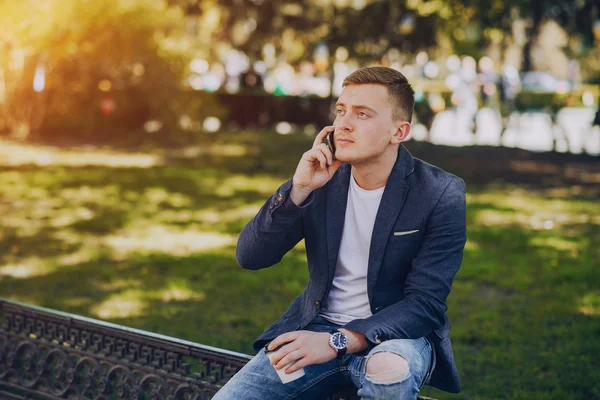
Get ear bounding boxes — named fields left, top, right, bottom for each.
left=390, top=121, right=411, bottom=144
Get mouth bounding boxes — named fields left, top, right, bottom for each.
left=336, top=138, right=353, bottom=145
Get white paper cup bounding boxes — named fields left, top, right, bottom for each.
left=266, top=350, right=305, bottom=384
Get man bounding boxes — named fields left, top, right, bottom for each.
left=213, top=67, right=466, bottom=399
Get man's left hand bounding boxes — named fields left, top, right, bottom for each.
left=266, top=331, right=336, bottom=374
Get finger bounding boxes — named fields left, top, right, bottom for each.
left=284, top=356, right=309, bottom=374
left=275, top=349, right=304, bottom=370
left=312, top=125, right=335, bottom=148
left=315, top=143, right=333, bottom=165
left=305, top=149, right=327, bottom=170
left=271, top=342, right=301, bottom=367
left=267, top=332, right=297, bottom=351
left=327, top=159, right=343, bottom=174
left=316, top=151, right=327, bottom=169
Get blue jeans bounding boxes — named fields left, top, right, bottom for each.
left=213, top=315, right=434, bottom=400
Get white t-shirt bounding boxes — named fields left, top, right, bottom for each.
left=320, top=170, right=385, bottom=325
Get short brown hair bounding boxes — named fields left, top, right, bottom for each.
left=342, top=67, right=415, bottom=122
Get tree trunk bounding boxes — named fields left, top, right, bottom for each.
left=522, top=0, right=545, bottom=72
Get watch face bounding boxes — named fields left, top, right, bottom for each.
left=331, top=332, right=347, bottom=349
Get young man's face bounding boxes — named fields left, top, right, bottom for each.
left=333, top=83, right=408, bottom=166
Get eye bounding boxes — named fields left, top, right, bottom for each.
left=336, top=108, right=344, bottom=115
left=358, top=111, right=368, bottom=118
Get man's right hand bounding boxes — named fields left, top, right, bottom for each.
left=290, top=126, right=343, bottom=205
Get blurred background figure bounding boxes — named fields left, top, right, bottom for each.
left=594, top=100, right=600, bottom=128
left=499, top=65, right=521, bottom=127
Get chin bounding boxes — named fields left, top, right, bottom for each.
left=336, top=153, right=363, bottom=165
left=334, top=152, right=351, bottom=163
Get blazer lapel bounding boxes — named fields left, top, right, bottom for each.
left=326, top=163, right=351, bottom=283
left=367, top=145, right=414, bottom=304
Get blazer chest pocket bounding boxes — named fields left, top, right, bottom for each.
left=393, top=229, right=419, bottom=237
left=389, top=228, right=422, bottom=244
left=386, top=228, right=422, bottom=256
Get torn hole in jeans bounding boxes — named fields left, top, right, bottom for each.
left=365, top=351, right=411, bottom=385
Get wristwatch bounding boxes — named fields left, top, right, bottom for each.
left=328, top=329, right=348, bottom=360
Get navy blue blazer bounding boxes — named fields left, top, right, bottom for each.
left=236, top=145, right=466, bottom=393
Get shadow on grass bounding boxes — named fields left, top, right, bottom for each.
left=405, top=141, right=600, bottom=202
left=1, top=227, right=83, bottom=263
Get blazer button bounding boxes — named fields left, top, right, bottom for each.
left=375, top=335, right=382, bottom=344
left=276, top=193, right=284, bottom=202
left=315, top=300, right=321, bottom=309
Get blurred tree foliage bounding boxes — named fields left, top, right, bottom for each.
left=0, top=0, right=598, bottom=143
left=0, top=0, right=224, bottom=145
left=177, top=0, right=441, bottom=64
left=453, top=0, right=599, bottom=74
left=179, top=0, right=598, bottom=74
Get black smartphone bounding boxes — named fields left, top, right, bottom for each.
left=324, top=130, right=336, bottom=161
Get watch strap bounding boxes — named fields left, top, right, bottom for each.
left=328, top=330, right=347, bottom=360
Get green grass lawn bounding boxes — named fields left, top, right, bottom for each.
left=0, top=131, right=598, bottom=399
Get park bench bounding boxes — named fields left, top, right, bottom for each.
left=0, top=299, right=435, bottom=399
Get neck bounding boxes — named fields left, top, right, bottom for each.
left=351, top=145, right=399, bottom=190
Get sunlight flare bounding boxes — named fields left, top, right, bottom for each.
left=0, top=258, right=51, bottom=279
left=158, top=286, right=206, bottom=302
left=105, top=226, right=236, bottom=257
left=0, top=141, right=162, bottom=167
left=215, top=175, right=281, bottom=197
left=578, top=293, right=600, bottom=317
left=91, top=290, right=146, bottom=319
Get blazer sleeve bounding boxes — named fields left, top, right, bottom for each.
left=343, top=177, right=467, bottom=348
left=236, top=178, right=316, bottom=270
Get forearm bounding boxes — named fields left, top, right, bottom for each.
left=236, top=179, right=312, bottom=270
left=236, top=216, right=303, bottom=270
left=339, top=328, right=369, bottom=354
left=290, top=184, right=313, bottom=206
left=343, top=295, right=446, bottom=349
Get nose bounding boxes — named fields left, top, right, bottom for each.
left=334, top=114, right=353, bottom=132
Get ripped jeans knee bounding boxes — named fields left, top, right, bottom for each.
left=353, top=337, right=432, bottom=399
left=365, top=351, right=411, bottom=384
